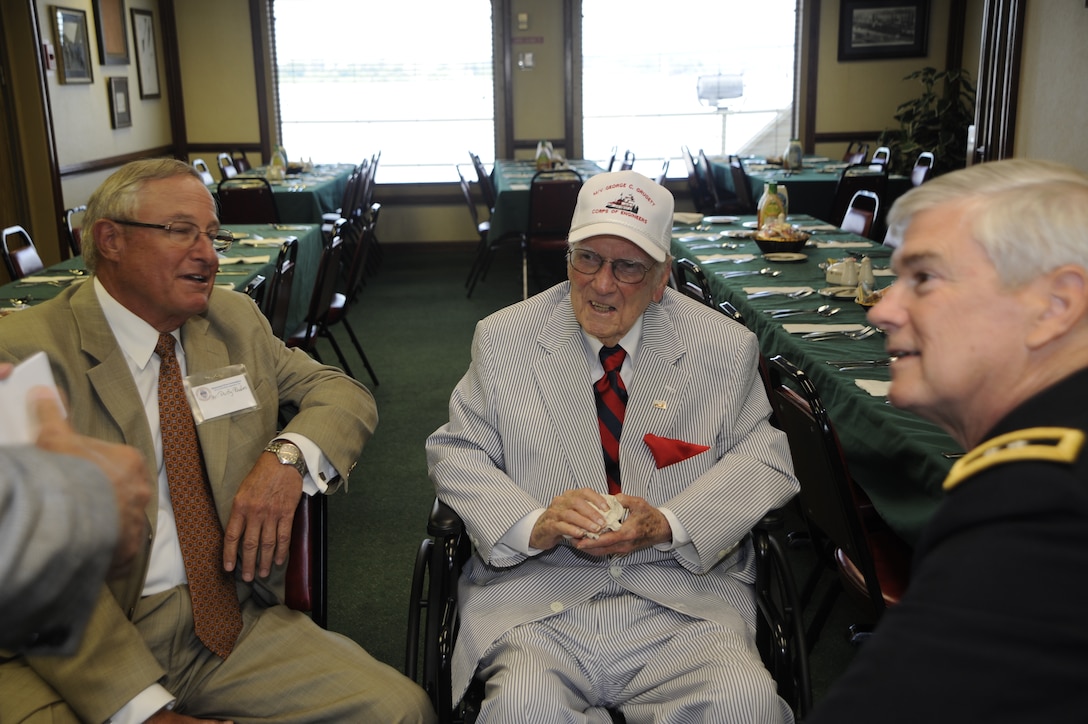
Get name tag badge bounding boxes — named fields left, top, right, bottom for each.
left=182, top=364, right=260, bottom=423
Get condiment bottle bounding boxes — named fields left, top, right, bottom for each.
left=859, top=256, right=875, bottom=288
left=758, top=182, right=785, bottom=228
left=784, top=139, right=803, bottom=171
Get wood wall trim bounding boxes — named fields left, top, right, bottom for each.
left=59, top=145, right=178, bottom=177
left=159, top=0, right=187, bottom=158
left=802, top=0, right=820, bottom=153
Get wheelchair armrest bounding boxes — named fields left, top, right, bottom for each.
left=429, top=498, right=465, bottom=537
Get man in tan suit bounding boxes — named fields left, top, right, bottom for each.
left=0, top=159, right=434, bottom=723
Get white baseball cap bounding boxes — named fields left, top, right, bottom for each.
left=567, top=171, right=675, bottom=262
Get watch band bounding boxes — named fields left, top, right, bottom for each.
left=264, top=439, right=307, bottom=478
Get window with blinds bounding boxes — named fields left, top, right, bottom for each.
left=272, top=0, right=495, bottom=182
left=581, top=0, right=798, bottom=174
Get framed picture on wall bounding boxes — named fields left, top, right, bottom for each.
left=51, top=6, right=94, bottom=84
left=108, top=76, right=132, bottom=128
left=131, top=8, right=160, bottom=98
left=838, top=0, right=929, bottom=61
left=93, top=0, right=129, bottom=65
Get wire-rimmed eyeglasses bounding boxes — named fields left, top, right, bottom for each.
left=567, top=248, right=654, bottom=284
left=111, top=219, right=234, bottom=253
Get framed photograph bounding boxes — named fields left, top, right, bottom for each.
left=838, top=0, right=929, bottom=61
left=108, top=76, right=132, bottom=128
left=92, top=0, right=129, bottom=65
left=51, top=6, right=94, bottom=84
left=130, top=8, right=160, bottom=98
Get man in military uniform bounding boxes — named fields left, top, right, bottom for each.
left=808, top=159, right=1088, bottom=722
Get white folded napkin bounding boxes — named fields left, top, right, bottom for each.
left=797, top=224, right=838, bottom=232
left=874, top=268, right=896, bottom=277
left=17, top=275, right=78, bottom=284
left=783, top=323, right=866, bottom=334
left=509, top=183, right=529, bottom=190
left=219, top=255, right=270, bottom=265
left=672, top=212, right=703, bottom=225
left=584, top=495, right=628, bottom=539
left=215, top=283, right=236, bottom=290
left=696, top=253, right=755, bottom=264
left=856, top=379, right=891, bottom=397
left=814, top=241, right=872, bottom=249
left=240, top=239, right=290, bottom=247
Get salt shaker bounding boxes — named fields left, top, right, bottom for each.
left=859, top=256, right=875, bottom=288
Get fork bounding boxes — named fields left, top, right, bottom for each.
left=747, top=289, right=813, bottom=300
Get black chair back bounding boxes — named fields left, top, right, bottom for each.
left=218, top=177, right=280, bottom=224
left=673, top=257, right=716, bottom=307
left=523, top=169, right=583, bottom=299
left=217, top=152, right=238, bottom=180
left=2, top=225, right=44, bottom=280
left=262, top=237, right=299, bottom=339
left=63, top=204, right=87, bottom=257
left=829, top=164, right=887, bottom=233
left=840, top=190, right=881, bottom=239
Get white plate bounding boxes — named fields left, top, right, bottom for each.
left=703, top=215, right=739, bottom=224
left=230, top=232, right=250, bottom=240
left=763, top=252, right=808, bottom=263
left=742, top=220, right=760, bottom=229
left=721, top=229, right=755, bottom=239
left=819, top=286, right=858, bottom=299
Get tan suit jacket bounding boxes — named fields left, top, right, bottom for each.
left=0, top=280, right=377, bottom=722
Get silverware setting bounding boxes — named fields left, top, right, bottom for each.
left=767, top=305, right=841, bottom=319
left=716, top=268, right=782, bottom=279
left=684, top=242, right=740, bottom=251
left=747, top=289, right=814, bottom=300
left=801, top=325, right=878, bottom=340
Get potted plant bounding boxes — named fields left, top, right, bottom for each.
left=878, top=67, right=976, bottom=177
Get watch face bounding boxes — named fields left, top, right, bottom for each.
left=277, top=444, right=300, bottom=464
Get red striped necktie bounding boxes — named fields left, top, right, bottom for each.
left=595, top=345, right=628, bottom=494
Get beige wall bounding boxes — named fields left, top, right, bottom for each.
left=1015, top=1, right=1088, bottom=173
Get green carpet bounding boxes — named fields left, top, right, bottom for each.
left=319, top=240, right=867, bottom=706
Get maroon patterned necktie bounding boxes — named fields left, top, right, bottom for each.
left=595, top=345, right=628, bottom=494
left=156, top=333, right=242, bottom=658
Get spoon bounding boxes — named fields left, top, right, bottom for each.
left=767, top=305, right=840, bottom=318
left=716, top=268, right=782, bottom=279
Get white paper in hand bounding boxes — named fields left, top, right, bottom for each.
left=0, top=351, right=65, bottom=445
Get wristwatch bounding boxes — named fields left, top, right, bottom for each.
left=264, top=439, right=308, bottom=478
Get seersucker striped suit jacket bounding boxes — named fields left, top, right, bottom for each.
left=427, top=283, right=799, bottom=700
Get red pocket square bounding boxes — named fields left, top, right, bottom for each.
left=643, top=433, right=710, bottom=469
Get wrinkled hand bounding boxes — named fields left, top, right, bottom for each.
left=529, top=488, right=613, bottom=551
left=149, top=709, right=233, bottom=723
left=223, top=453, right=302, bottom=581
left=28, top=385, right=152, bottom=578
left=572, top=493, right=672, bottom=557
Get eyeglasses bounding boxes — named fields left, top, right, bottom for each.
left=567, top=248, right=654, bottom=284
left=111, top=219, right=234, bottom=253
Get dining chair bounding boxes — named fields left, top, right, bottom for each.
left=241, top=273, right=267, bottom=309
left=63, top=204, right=87, bottom=257
left=1, top=225, right=45, bottom=280
left=604, top=145, right=618, bottom=172
left=260, top=237, right=299, bottom=339
left=217, top=152, right=239, bottom=181
left=681, top=145, right=711, bottom=212
left=231, top=150, right=252, bottom=173
left=868, top=146, right=891, bottom=170
left=468, top=151, right=496, bottom=212
left=619, top=149, right=636, bottom=171
left=765, top=354, right=912, bottom=647
left=673, top=257, right=717, bottom=308
left=457, top=164, right=493, bottom=290
left=839, top=190, right=881, bottom=239
left=911, top=151, right=936, bottom=186
left=192, top=158, right=215, bottom=185
left=698, top=149, right=748, bottom=215
left=522, top=168, right=583, bottom=299
left=285, top=491, right=328, bottom=628
left=322, top=166, right=362, bottom=239
left=320, top=220, right=380, bottom=386
left=217, top=177, right=280, bottom=225
left=842, top=141, right=869, bottom=165
left=729, top=155, right=758, bottom=215
left=828, top=164, right=887, bottom=234
left=285, top=234, right=356, bottom=377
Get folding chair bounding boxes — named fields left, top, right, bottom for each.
left=522, top=168, right=583, bottom=299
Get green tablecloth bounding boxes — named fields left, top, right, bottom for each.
left=0, top=223, right=324, bottom=336
left=671, top=215, right=957, bottom=544
left=211, top=164, right=355, bottom=224
left=487, top=160, right=607, bottom=242
left=708, top=156, right=911, bottom=226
